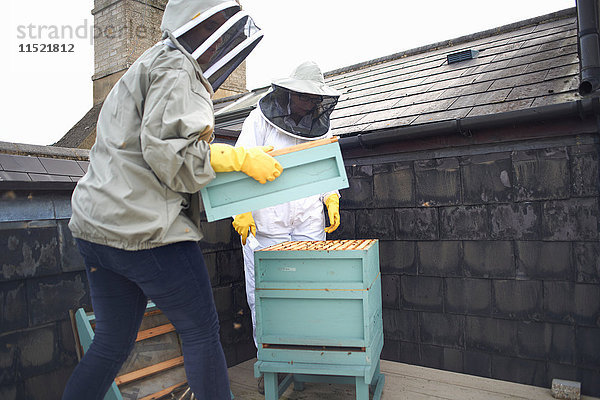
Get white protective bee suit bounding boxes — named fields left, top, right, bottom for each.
left=234, top=61, right=341, bottom=346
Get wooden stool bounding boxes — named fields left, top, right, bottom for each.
left=71, top=302, right=235, bottom=400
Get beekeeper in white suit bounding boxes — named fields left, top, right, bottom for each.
left=232, top=60, right=341, bottom=392
left=63, top=1, right=281, bottom=399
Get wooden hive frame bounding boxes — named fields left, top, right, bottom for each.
left=260, top=239, right=377, bottom=252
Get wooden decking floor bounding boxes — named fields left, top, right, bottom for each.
left=229, top=358, right=599, bottom=400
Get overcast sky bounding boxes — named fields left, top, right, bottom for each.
left=3, top=0, right=574, bottom=146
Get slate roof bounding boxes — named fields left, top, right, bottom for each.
left=1, top=7, right=580, bottom=188
left=53, top=103, right=103, bottom=149
left=214, top=87, right=270, bottom=142
left=325, top=8, right=579, bottom=137
left=212, top=8, right=580, bottom=140
left=0, top=142, right=89, bottom=189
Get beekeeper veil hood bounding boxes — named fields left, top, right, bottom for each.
left=258, top=61, right=341, bottom=140
left=161, top=0, right=263, bottom=91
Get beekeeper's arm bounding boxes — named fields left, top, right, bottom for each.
left=211, top=107, right=281, bottom=183
left=140, top=68, right=281, bottom=192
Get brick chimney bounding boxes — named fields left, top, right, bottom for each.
left=92, top=0, right=247, bottom=105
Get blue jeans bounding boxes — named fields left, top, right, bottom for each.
left=62, top=239, right=230, bottom=400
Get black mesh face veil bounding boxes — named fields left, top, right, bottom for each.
left=258, top=85, right=339, bottom=140
left=202, top=17, right=262, bottom=91
left=171, top=1, right=263, bottom=91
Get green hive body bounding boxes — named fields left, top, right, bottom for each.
left=253, top=240, right=385, bottom=400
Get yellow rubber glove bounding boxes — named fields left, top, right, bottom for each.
left=324, top=193, right=340, bottom=233
left=209, top=143, right=283, bottom=184
left=232, top=212, right=256, bottom=245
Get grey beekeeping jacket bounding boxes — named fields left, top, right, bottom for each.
left=69, top=0, right=225, bottom=250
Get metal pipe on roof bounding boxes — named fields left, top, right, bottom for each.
left=338, top=97, right=600, bottom=150
left=577, top=0, right=600, bottom=95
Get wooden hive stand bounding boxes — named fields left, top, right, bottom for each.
left=253, top=239, right=385, bottom=400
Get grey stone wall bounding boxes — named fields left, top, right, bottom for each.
left=331, top=134, right=600, bottom=396
left=93, top=0, right=166, bottom=80
left=92, top=0, right=248, bottom=104
left=0, top=190, right=253, bottom=400
left=0, top=192, right=88, bottom=400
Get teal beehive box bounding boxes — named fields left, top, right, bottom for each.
left=200, top=137, right=348, bottom=222
left=253, top=240, right=385, bottom=399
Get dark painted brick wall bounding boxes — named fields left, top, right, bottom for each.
left=331, top=135, right=600, bottom=396
left=2, top=134, right=598, bottom=398
left=0, top=190, right=253, bottom=400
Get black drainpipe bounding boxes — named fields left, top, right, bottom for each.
left=578, top=0, right=600, bottom=95
left=339, top=97, right=600, bottom=150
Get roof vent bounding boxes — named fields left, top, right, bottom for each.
left=447, top=49, right=479, bottom=64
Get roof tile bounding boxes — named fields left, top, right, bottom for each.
left=0, top=154, right=46, bottom=174
left=531, top=92, right=580, bottom=107
left=412, top=108, right=472, bottom=125
left=77, top=161, right=90, bottom=173
left=467, top=99, right=534, bottom=117
left=449, top=89, right=511, bottom=110
left=364, top=115, right=420, bottom=132
left=0, top=171, right=32, bottom=181
left=488, top=70, right=550, bottom=91
left=29, top=173, right=72, bottom=182
left=216, top=9, right=580, bottom=138
left=38, top=157, right=86, bottom=176
left=505, top=76, right=579, bottom=101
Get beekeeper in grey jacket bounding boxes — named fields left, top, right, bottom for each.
left=63, top=1, right=281, bottom=399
